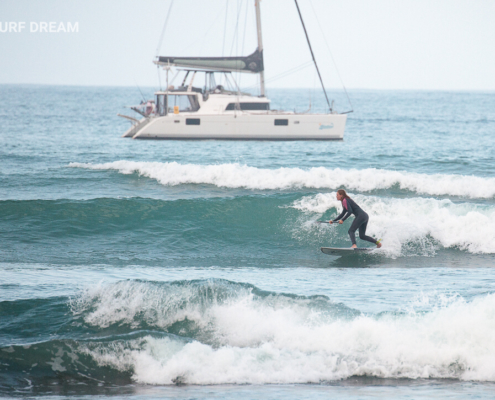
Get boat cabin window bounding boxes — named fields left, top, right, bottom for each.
left=225, top=102, right=270, bottom=111
left=168, top=95, right=200, bottom=113
left=155, top=94, right=200, bottom=116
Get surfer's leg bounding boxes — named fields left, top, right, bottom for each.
left=348, top=218, right=360, bottom=246
left=358, top=217, right=377, bottom=244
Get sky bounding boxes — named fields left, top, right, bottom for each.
left=1, top=0, right=494, bottom=91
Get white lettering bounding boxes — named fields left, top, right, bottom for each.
left=2, top=21, right=81, bottom=33
left=67, top=22, right=78, bottom=33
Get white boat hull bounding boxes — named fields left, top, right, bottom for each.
left=125, top=113, right=346, bottom=140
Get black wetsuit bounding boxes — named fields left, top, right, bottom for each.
left=332, top=197, right=377, bottom=246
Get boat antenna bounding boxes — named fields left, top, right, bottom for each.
left=294, top=0, right=332, bottom=113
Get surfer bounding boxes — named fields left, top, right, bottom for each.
left=329, top=189, right=382, bottom=248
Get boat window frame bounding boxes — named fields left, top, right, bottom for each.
left=167, top=93, right=200, bottom=114
left=156, top=94, right=168, bottom=116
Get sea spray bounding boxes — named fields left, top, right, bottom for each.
left=71, top=279, right=355, bottom=339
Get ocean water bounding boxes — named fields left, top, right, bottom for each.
left=1, top=85, right=495, bottom=398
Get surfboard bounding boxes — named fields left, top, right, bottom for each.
left=321, top=247, right=374, bottom=256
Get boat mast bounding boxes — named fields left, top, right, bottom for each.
left=254, top=0, right=265, bottom=97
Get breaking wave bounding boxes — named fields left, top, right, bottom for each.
left=4, top=279, right=495, bottom=384
left=69, top=161, right=495, bottom=199
left=72, top=280, right=495, bottom=384
left=292, top=193, right=495, bottom=255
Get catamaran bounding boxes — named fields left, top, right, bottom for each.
left=120, top=0, right=349, bottom=140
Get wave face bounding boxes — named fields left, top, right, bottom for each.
left=1, top=191, right=494, bottom=270
left=70, top=161, right=495, bottom=199
left=3, top=280, right=495, bottom=385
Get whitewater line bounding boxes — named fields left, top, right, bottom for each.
left=70, top=161, right=495, bottom=199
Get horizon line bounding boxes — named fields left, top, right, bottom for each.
left=1, top=82, right=494, bottom=93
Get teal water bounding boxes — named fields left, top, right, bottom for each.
left=1, top=85, right=495, bottom=398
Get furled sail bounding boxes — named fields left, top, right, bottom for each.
left=155, top=48, right=263, bottom=73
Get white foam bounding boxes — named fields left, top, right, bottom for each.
left=69, top=161, right=495, bottom=199
left=77, top=281, right=495, bottom=384
left=292, top=193, right=495, bottom=255
left=71, top=280, right=247, bottom=330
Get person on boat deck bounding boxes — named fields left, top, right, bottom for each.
left=145, top=101, right=153, bottom=116
left=329, top=189, right=382, bottom=248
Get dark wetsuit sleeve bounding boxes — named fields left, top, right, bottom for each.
left=332, top=209, right=348, bottom=222
left=342, top=200, right=353, bottom=221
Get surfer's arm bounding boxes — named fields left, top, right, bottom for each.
left=342, top=212, right=351, bottom=222
left=341, top=201, right=354, bottom=221
left=332, top=210, right=348, bottom=222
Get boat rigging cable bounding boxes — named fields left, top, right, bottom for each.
left=237, top=0, right=250, bottom=95
left=243, top=61, right=313, bottom=91
left=156, top=0, right=174, bottom=58
left=308, top=0, right=353, bottom=114
left=222, top=0, right=229, bottom=56
left=155, top=0, right=174, bottom=90
left=229, top=0, right=248, bottom=110
left=294, top=0, right=332, bottom=113
left=182, top=10, right=224, bottom=54
left=229, top=0, right=244, bottom=58
left=134, top=81, right=147, bottom=103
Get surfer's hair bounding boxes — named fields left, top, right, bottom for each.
left=337, top=189, right=351, bottom=199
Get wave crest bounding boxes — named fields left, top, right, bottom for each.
left=4, top=280, right=495, bottom=384
left=69, top=161, right=495, bottom=199
left=71, top=280, right=495, bottom=384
